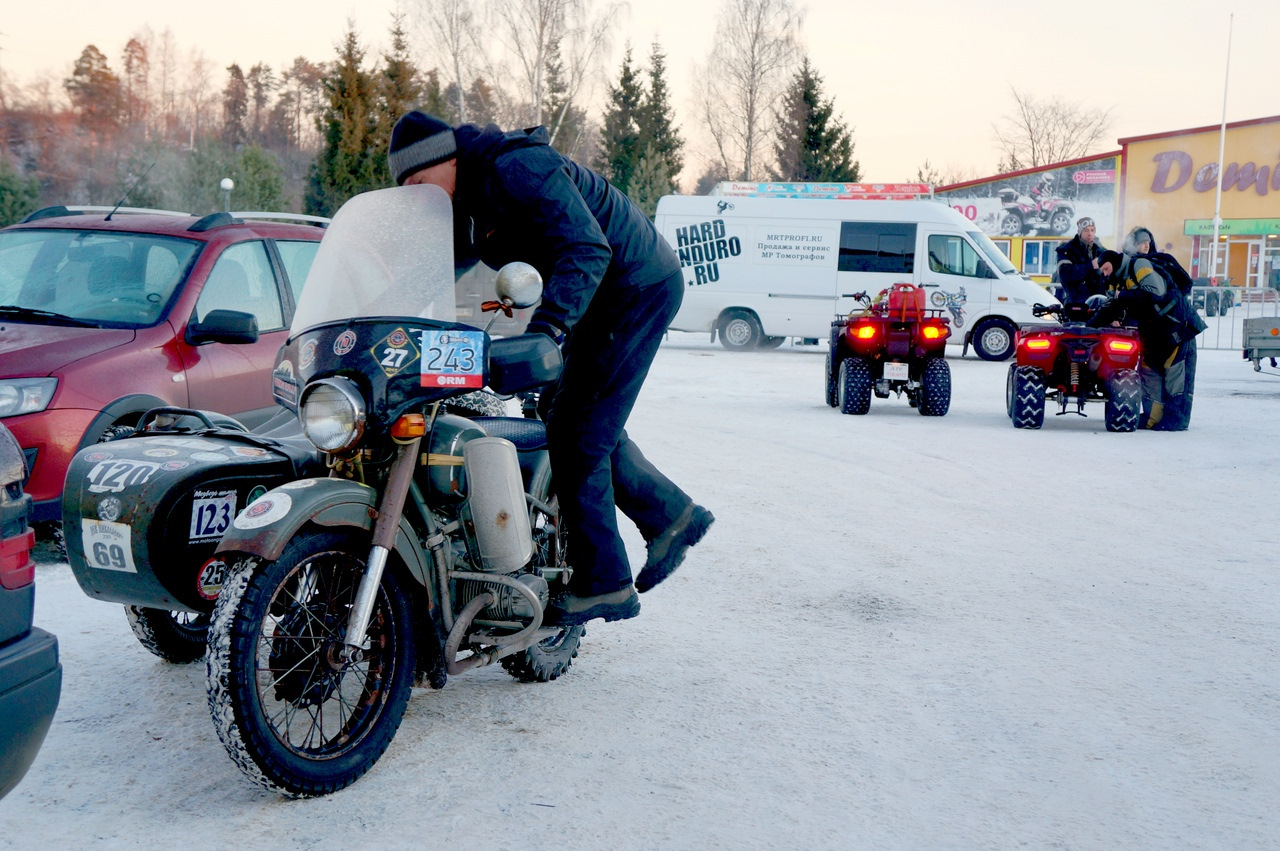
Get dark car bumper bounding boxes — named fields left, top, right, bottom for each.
left=0, top=626, right=62, bottom=799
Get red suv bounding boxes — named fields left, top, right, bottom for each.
left=0, top=206, right=327, bottom=529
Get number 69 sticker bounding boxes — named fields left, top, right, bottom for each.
left=81, top=519, right=138, bottom=573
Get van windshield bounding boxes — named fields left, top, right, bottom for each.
left=968, top=231, right=1018, bottom=275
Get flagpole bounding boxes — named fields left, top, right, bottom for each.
left=1210, top=13, right=1233, bottom=283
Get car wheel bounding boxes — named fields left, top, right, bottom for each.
left=719, top=311, right=762, bottom=350
left=972, top=318, right=1016, bottom=361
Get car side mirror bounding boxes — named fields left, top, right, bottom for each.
left=186, top=309, right=259, bottom=345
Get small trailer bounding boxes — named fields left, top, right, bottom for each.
left=1242, top=316, right=1280, bottom=371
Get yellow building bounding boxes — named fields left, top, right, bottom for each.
left=937, top=114, right=1280, bottom=291
left=1120, top=115, right=1280, bottom=289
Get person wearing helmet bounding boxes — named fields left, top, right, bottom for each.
left=1094, top=226, right=1198, bottom=429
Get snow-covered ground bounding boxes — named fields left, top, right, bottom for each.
left=4, top=335, right=1278, bottom=848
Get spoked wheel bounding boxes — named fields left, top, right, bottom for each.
left=206, top=531, right=415, bottom=797
left=125, top=606, right=210, bottom=663
left=501, top=487, right=584, bottom=683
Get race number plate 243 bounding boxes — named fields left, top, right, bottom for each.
left=419, top=329, right=484, bottom=389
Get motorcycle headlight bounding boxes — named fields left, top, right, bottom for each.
left=300, top=378, right=366, bottom=453
left=0, top=378, right=58, bottom=418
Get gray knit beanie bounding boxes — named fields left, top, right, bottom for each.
left=388, top=111, right=457, bottom=185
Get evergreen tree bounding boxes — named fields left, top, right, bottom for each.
left=626, top=143, right=670, bottom=218
left=596, top=46, right=643, bottom=193
left=64, top=45, right=123, bottom=138
left=636, top=41, right=683, bottom=193
left=771, top=57, right=859, bottom=182
left=246, top=63, right=276, bottom=144
left=222, top=63, right=248, bottom=147
left=373, top=13, right=423, bottom=182
left=232, top=146, right=287, bottom=210
left=305, top=25, right=382, bottom=216
left=544, top=42, right=590, bottom=159
left=0, top=157, right=40, bottom=227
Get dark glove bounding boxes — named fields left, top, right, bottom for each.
left=525, top=319, right=567, bottom=347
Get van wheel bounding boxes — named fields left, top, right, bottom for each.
left=972, top=318, right=1016, bottom=361
left=719, top=311, right=762, bottom=350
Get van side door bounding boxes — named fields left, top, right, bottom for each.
left=920, top=232, right=994, bottom=331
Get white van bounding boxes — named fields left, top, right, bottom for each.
left=653, top=195, right=1059, bottom=360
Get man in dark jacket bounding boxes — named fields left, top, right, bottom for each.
left=1054, top=217, right=1108, bottom=305
left=387, top=111, right=714, bottom=625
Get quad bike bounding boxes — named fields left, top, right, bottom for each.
left=1006, top=303, right=1142, bottom=431
left=996, top=186, right=1075, bottom=236
left=825, top=283, right=952, bottom=416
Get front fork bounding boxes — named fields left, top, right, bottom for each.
left=343, top=435, right=422, bottom=662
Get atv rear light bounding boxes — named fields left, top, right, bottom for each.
left=1025, top=338, right=1052, bottom=350
left=922, top=325, right=943, bottom=340
left=0, top=527, right=35, bottom=589
left=1106, top=339, right=1138, bottom=354
left=854, top=325, right=877, bottom=340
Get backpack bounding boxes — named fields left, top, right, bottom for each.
left=1142, top=251, right=1194, bottom=295
left=1135, top=252, right=1206, bottom=342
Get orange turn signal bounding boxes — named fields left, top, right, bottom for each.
left=391, top=413, right=427, bottom=439
left=1025, top=338, right=1052, bottom=350
left=855, top=324, right=877, bottom=339
left=1106, top=339, right=1138, bottom=354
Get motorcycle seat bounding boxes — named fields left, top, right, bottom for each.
left=471, top=417, right=547, bottom=452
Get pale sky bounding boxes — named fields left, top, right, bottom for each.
left=2, top=0, right=1277, bottom=184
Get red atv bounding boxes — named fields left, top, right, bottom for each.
left=826, top=283, right=952, bottom=416
left=1006, top=303, right=1142, bottom=431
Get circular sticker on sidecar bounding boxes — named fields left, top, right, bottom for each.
left=232, top=493, right=293, bottom=529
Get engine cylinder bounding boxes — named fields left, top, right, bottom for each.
left=462, top=437, right=533, bottom=573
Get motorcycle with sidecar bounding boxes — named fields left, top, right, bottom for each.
left=63, top=185, right=578, bottom=796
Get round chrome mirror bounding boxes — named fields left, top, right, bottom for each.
left=495, top=262, right=543, bottom=309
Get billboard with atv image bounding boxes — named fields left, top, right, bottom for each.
left=936, top=155, right=1119, bottom=244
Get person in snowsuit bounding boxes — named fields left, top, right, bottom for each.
left=387, top=111, right=714, bottom=625
left=1054, top=216, right=1108, bottom=306
left=1094, top=226, right=1198, bottom=430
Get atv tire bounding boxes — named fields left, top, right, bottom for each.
left=825, top=354, right=838, bottom=407
left=917, top=358, right=951, bottom=416
left=837, top=357, right=872, bottom=415
left=1105, top=369, right=1142, bottom=432
left=1011, top=366, right=1046, bottom=429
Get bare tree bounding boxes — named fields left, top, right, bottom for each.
left=695, top=0, right=801, bottom=181
left=993, top=86, right=1114, bottom=171
left=487, top=0, right=621, bottom=129
left=155, top=29, right=179, bottom=142
left=412, top=0, right=484, bottom=123
left=183, top=49, right=217, bottom=149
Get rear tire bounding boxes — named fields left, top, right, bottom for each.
left=1011, top=366, right=1046, bottom=429
left=719, top=311, right=762, bottom=350
left=1105, top=369, right=1141, bottom=432
left=125, top=606, right=209, bottom=663
left=825, top=354, right=838, bottom=407
left=917, top=358, right=951, bottom=416
left=837, top=357, right=872, bottom=415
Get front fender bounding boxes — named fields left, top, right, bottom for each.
left=216, top=477, right=432, bottom=591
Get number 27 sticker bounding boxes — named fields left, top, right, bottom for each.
left=81, top=519, right=138, bottom=573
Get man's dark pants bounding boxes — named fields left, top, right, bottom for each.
left=545, top=270, right=690, bottom=596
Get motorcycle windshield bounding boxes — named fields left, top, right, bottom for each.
left=290, top=185, right=456, bottom=336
